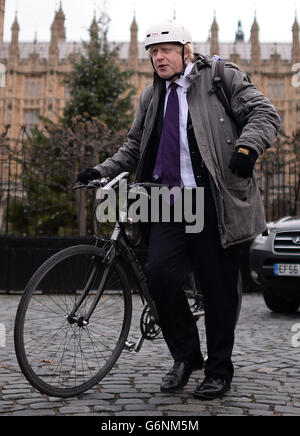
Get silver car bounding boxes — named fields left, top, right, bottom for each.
left=249, top=216, right=300, bottom=313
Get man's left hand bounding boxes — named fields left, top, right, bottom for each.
left=229, top=147, right=258, bottom=179
left=76, top=168, right=101, bottom=185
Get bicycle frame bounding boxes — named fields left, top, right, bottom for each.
left=70, top=171, right=210, bottom=353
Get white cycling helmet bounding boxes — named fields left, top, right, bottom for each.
left=144, top=20, right=192, bottom=50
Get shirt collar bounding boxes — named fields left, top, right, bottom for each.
left=166, top=61, right=194, bottom=91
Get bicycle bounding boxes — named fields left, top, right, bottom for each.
left=14, top=172, right=242, bottom=398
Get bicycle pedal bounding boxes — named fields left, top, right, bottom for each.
left=192, top=310, right=204, bottom=317
left=124, top=341, right=136, bottom=352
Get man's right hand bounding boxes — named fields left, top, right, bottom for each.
left=76, top=168, right=101, bottom=185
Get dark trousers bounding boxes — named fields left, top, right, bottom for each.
left=145, top=187, right=240, bottom=382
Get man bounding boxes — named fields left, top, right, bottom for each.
left=77, top=20, right=280, bottom=399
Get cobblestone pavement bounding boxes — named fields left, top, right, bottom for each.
left=0, top=291, right=300, bottom=416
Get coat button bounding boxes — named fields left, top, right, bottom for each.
left=220, top=118, right=224, bottom=123
left=226, top=139, right=232, bottom=144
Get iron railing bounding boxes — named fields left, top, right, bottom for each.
left=1, top=133, right=300, bottom=237
left=0, top=130, right=94, bottom=237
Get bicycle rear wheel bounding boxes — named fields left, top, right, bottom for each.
left=14, top=245, right=132, bottom=398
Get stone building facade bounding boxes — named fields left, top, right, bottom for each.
left=0, top=2, right=299, bottom=141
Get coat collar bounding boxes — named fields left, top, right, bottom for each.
left=186, top=53, right=212, bottom=83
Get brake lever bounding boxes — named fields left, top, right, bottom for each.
left=72, top=177, right=111, bottom=191
left=72, top=184, right=86, bottom=191
left=72, top=179, right=102, bottom=191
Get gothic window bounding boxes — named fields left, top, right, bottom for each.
left=35, top=82, right=41, bottom=97
left=64, top=84, right=70, bottom=100
left=267, top=83, right=272, bottom=97
left=25, top=80, right=41, bottom=98
left=278, top=111, right=285, bottom=128
left=23, top=109, right=40, bottom=130
left=267, top=80, right=285, bottom=99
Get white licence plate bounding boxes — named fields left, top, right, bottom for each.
left=274, top=264, right=300, bottom=276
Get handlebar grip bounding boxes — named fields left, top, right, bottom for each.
left=72, top=179, right=103, bottom=190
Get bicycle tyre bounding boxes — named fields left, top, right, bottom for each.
left=14, top=244, right=132, bottom=398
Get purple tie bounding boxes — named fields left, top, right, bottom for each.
left=153, top=83, right=181, bottom=187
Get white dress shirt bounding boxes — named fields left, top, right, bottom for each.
left=165, top=61, right=196, bottom=188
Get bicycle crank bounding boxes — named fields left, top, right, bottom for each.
left=124, top=337, right=144, bottom=352
left=140, top=305, right=161, bottom=340
left=123, top=305, right=161, bottom=353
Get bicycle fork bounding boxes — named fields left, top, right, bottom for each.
left=67, top=245, right=114, bottom=327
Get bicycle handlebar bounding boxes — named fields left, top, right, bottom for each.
left=72, top=177, right=110, bottom=191
left=73, top=171, right=171, bottom=192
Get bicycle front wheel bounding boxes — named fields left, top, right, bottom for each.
left=14, top=245, right=132, bottom=398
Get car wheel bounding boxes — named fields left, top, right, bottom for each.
left=263, top=288, right=300, bottom=314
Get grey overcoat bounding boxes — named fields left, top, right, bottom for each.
left=95, top=55, right=281, bottom=247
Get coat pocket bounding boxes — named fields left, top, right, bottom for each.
left=227, top=178, right=252, bottom=202
left=221, top=178, right=265, bottom=244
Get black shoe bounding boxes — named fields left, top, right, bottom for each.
left=160, top=360, right=203, bottom=393
left=193, top=376, right=231, bottom=400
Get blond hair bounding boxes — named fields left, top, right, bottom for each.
left=172, top=43, right=195, bottom=62
left=183, top=43, right=195, bottom=62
